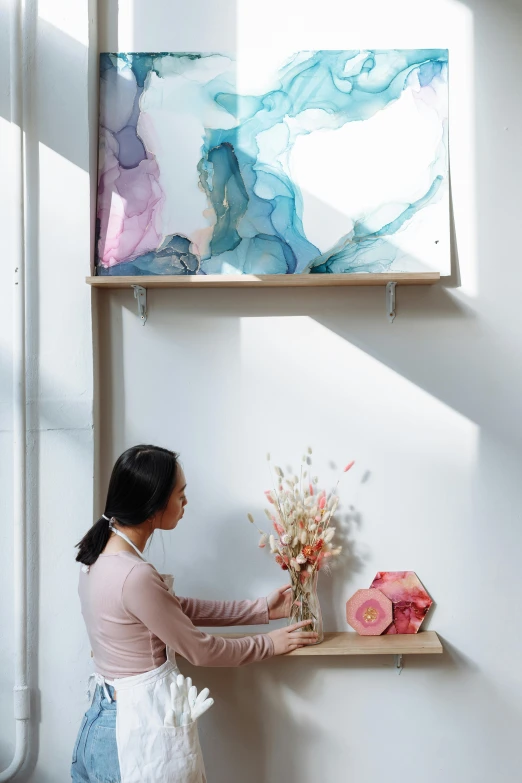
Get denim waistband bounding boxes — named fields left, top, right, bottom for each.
left=92, top=682, right=117, bottom=709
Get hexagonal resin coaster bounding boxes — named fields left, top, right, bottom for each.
left=370, top=571, right=433, bottom=634
left=346, top=589, right=393, bottom=635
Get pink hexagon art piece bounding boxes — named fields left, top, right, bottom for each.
left=346, top=589, right=393, bottom=635
left=370, top=571, right=433, bottom=634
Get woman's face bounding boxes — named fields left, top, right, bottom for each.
left=155, top=467, right=187, bottom=530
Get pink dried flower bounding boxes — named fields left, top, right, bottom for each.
left=317, top=551, right=333, bottom=570
left=264, top=491, right=274, bottom=505
left=344, top=461, right=355, bottom=472
left=274, top=522, right=285, bottom=537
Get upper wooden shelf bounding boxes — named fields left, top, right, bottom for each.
left=216, top=630, right=442, bottom=657
left=86, top=272, right=440, bottom=289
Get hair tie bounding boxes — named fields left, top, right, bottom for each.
left=102, top=514, right=110, bottom=522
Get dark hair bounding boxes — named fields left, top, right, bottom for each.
left=76, top=444, right=179, bottom=566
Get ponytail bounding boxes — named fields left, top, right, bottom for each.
left=76, top=516, right=112, bottom=566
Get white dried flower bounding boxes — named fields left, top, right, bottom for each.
left=269, top=535, right=276, bottom=553
left=281, top=533, right=291, bottom=545
left=247, top=513, right=254, bottom=524
left=300, top=530, right=308, bottom=545
left=331, top=547, right=342, bottom=555
left=258, top=533, right=267, bottom=548
left=324, top=528, right=335, bottom=543
left=264, top=509, right=272, bottom=520
left=290, top=558, right=301, bottom=571
left=266, top=452, right=271, bottom=461
left=313, top=476, right=318, bottom=484
left=307, top=564, right=314, bottom=573
left=292, top=536, right=299, bottom=547
left=308, top=447, right=313, bottom=455
left=308, top=523, right=317, bottom=532
left=275, top=466, right=284, bottom=478
left=296, top=553, right=307, bottom=565
left=303, top=471, right=308, bottom=478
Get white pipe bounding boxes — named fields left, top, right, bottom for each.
left=0, top=0, right=30, bottom=778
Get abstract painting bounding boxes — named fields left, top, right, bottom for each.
left=346, top=588, right=393, bottom=636
left=96, top=50, right=449, bottom=277
left=370, top=571, right=433, bottom=634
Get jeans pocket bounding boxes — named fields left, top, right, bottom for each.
left=72, top=715, right=88, bottom=765
left=90, top=724, right=120, bottom=783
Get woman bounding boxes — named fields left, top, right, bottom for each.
left=71, top=445, right=317, bottom=783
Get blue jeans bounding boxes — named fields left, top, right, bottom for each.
left=71, top=684, right=121, bottom=783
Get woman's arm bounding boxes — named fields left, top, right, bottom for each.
left=122, top=563, right=274, bottom=667
left=177, top=596, right=269, bottom=627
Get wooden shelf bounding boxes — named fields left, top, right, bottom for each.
left=216, top=630, right=442, bottom=657
left=86, top=272, right=440, bottom=289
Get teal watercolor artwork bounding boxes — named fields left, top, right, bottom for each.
left=96, top=50, right=449, bottom=277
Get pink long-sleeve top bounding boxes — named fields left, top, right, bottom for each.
left=79, top=551, right=274, bottom=679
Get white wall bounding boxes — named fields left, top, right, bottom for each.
left=1, top=0, right=522, bottom=781
left=0, top=1, right=95, bottom=781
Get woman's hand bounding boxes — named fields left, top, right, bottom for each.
left=268, top=621, right=319, bottom=655
left=267, top=584, right=292, bottom=620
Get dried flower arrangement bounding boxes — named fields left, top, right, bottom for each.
left=247, top=448, right=354, bottom=643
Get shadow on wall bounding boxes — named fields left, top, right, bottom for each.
left=1, top=0, right=520, bottom=450
left=3, top=0, right=522, bottom=779
left=183, top=639, right=522, bottom=783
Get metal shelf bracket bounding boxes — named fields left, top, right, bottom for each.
left=132, top=285, right=147, bottom=325
left=386, top=281, right=397, bottom=323
left=395, top=654, right=403, bottom=674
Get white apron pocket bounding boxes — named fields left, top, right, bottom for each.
left=158, top=723, right=206, bottom=782
left=114, top=661, right=207, bottom=783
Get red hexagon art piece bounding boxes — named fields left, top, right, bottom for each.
left=370, top=571, right=433, bottom=634
left=346, top=589, right=393, bottom=635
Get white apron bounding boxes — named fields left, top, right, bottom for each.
left=91, top=525, right=207, bottom=783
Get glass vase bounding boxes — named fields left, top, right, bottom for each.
left=288, top=571, right=324, bottom=644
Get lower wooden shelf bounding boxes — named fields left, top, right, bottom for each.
left=216, top=630, right=442, bottom=657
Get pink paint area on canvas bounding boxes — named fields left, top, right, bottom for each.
left=370, top=571, right=433, bottom=634
left=346, top=589, right=393, bottom=636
